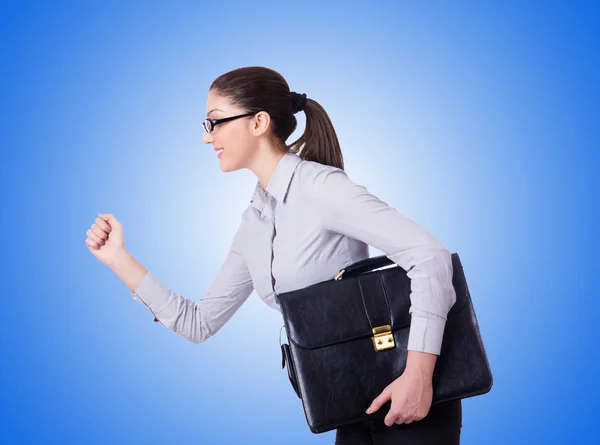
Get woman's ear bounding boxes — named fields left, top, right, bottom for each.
left=252, top=110, right=271, bottom=137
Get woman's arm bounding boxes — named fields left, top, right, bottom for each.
left=113, top=220, right=254, bottom=344
left=304, top=165, right=457, bottom=365
left=108, top=248, right=148, bottom=293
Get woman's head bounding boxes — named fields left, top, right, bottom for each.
left=202, top=66, right=344, bottom=172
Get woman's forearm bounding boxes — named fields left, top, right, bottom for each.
left=108, top=248, right=148, bottom=293
left=405, top=350, right=437, bottom=379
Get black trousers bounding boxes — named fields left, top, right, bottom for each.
left=334, top=399, right=462, bottom=445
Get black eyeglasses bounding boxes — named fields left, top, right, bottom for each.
left=202, top=112, right=258, bottom=133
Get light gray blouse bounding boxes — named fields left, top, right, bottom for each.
left=131, top=151, right=457, bottom=355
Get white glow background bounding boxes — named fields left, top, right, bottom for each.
left=1, top=1, right=598, bottom=444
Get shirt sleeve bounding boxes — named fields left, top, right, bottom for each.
left=305, top=166, right=457, bottom=356
left=130, top=219, right=254, bottom=344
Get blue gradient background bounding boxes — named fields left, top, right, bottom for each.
left=1, top=1, right=598, bottom=444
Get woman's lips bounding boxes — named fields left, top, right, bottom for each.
left=216, top=148, right=224, bottom=158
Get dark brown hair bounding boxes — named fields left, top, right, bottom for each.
left=209, top=66, right=344, bottom=170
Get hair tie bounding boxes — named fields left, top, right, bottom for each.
left=290, top=91, right=307, bottom=114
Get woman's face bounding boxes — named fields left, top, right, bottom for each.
left=202, top=89, right=261, bottom=172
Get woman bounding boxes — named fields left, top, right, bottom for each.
left=85, top=66, right=462, bottom=444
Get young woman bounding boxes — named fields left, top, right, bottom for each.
left=85, top=66, right=462, bottom=444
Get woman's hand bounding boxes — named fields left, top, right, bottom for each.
left=86, top=213, right=126, bottom=267
left=365, top=367, right=434, bottom=426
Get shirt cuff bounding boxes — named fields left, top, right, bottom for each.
left=406, top=313, right=447, bottom=355
left=130, top=271, right=170, bottom=326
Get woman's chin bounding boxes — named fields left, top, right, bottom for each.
left=219, top=157, right=244, bottom=172
left=219, top=158, right=234, bottom=172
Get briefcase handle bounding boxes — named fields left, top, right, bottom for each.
left=334, top=255, right=395, bottom=280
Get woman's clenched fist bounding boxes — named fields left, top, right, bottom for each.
left=86, top=213, right=126, bottom=266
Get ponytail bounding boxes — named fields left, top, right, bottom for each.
left=287, top=98, right=345, bottom=170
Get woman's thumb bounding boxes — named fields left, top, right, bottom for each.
left=98, top=212, right=120, bottom=228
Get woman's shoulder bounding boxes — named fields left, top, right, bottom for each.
left=294, top=158, right=348, bottom=189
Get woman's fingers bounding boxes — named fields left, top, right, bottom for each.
left=86, top=237, right=100, bottom=250
left=87, top=213, right=125, bottom=264
left=95, top=217, right=111, bottom=233
left=91, top=223, right=108, bottom=240
left=87, top=229, right=105, bottom=245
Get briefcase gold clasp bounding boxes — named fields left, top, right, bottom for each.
left=372, top=325, right=395, bottom=351
left=334, top=269, right=346, bottom=280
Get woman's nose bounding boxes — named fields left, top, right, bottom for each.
left=202, top=131, right=212, bottom=144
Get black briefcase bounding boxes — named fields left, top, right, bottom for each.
left=277, top=253, right=493, bottom=434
